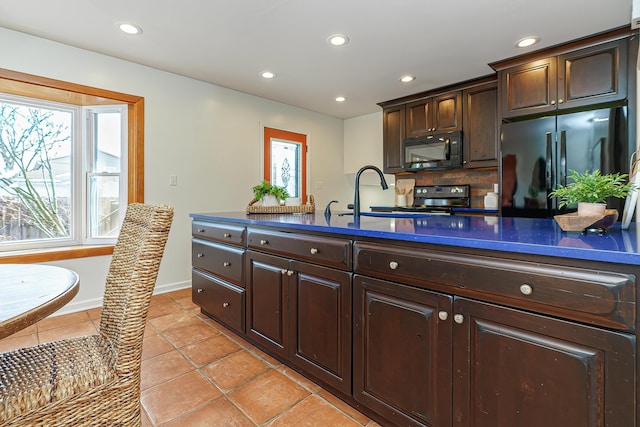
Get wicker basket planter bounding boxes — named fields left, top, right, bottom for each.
left=553, top=209, right=618, bottom=232
left=247, top=195, right=315, bottom=214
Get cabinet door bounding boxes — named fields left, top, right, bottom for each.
left=501, top=57, right=557, bottom=118
left=406, top=98, right=432, bottom=138
left=382, top=105, right=406, bottom=173
left=289, top=261, right=352, bottom=394
left=353, top=275, right=453, bottom=427
left=463, top=82, right=498, bottom=168
left=246, top=250, right=290, bottom=359
left=433, top=91, right=462, bottom=133
left=452, top=297, right=635, bottom=427
left=558, top=38, right=627, bottom=110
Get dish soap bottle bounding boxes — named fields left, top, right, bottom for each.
left=484, top=184, right=499, bottom=210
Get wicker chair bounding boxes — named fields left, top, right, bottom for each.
left=0, top=203, right=174, bottom=426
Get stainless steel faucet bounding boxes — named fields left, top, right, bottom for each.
left=352, top=165, right=389, bottom=218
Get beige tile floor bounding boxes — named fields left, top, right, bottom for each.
left=0, top=288, right=381, bottom=427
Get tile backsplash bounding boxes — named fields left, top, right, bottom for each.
left=400, top=168, right=498, bottom=209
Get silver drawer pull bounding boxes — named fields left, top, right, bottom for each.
left=223, top=262, right=231, bottom=267
left=223, top=233, right=231, bottom=238
left=438, top=311, right=448, bottom=321
left=287, top=270, right=294, bottom=276
left=197, top=253, right=204, bottom=258
left=260, top=239, right=268, bottom=245
left=310, top=248, right=318, bottom=255
left=197, top=288, right=203, bottom=293
left=222, top=302, right=229, bottom=308
left=197, top=228, right=205, bottom=233
left=520, top=284, right=533, bottom=295
left=389, top=261, right=399, bottom=270
left=281, top=269, right=287, bottom=275
left=453, top=314, right=464, bottom=324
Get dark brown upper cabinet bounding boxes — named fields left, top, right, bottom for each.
left=462, top=81, right=498, bottom=168
left=382, top=104, right=406, bottom=174
left=406, top=91, right=462, bottom=138
left=498, top=38, right=628, bottom=118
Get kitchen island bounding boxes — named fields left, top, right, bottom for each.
left=190, top=211, right=639, bottom=427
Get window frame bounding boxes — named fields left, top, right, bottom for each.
left=0, top=68, right=144, bottom=263
left=263, top=126, right=308, bottom=202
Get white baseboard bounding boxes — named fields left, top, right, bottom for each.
left=53, top=280, right=191, bottom=317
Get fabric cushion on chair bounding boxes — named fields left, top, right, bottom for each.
left=0, top=203, right=173, bottom=426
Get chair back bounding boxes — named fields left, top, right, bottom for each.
left=98, top=203, right=174, bottom=374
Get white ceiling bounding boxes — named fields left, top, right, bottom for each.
left=0, top=0, right=633, bottom=119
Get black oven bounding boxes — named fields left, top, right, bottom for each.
left=404, top=131, right=462, bottom=171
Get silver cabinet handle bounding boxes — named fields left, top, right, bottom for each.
left=438, top=311, right=448, bottom=321
left=197, top=228, right=205, bottom=233
left=454, top=314, right=464, bottom=324
left=223, top=262, right=231, bottom=267
left=260, top=239, right=268, bottom=245
left=197, top=288, right=203, bottom=293
left=558, top=99, right=564, bottom=104
left=281, top=269, right=287, bottom=275
left=223, top=233, right=231, bottom=238
left=287, top=270, right=294, bottom=276
left=520, top=284, right=533, bottom=295
left=551, top=100, right=556, bottom=105
left=222, top=302, right=229, bottom=308
left=389, top=261, right=399, bottom=270
left=197, top=253, right=204, bottom=258
left=310, top=248, right=318, bottom=255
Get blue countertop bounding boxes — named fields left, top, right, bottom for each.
left=190, top=211, right=640, bottom=266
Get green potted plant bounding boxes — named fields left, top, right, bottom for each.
left=548, top=169, right=635, bottom=216
left=252, top=180, right=290, bottom=206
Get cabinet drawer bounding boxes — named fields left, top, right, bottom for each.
left=192, top=269, right=244, bottom=334
left=192, top=220, right=245, bottom=246
left=354, top=242, right=635, bottom=330
left=192, top=238, right=245, bottom=286
left=248, top=229, right=351, bottom=270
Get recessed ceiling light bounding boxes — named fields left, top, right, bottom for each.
left=260, top=71, right=276, bottom=79
left=515, top=36, right=540, bottom=48
left=400, top=75, right=415, bottom=83
left=328, top=34, right=349, bottom=46
left=335, top=96, right=346, bottom=102
left=119, top=23, right=143, bottom=35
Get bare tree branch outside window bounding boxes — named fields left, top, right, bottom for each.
left=0, top=101, right=71, bottom=240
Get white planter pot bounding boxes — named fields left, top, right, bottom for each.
left=577, top=202, right=606, bottom=216
left=260, top=194, right=278, bottom=206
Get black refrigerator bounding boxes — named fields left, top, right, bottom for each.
left=501, top=106, right=630, bottom=218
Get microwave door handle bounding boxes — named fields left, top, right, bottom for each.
left=445, top=137, right=451, bottom=160
left=559, top=130, right=567, bottom=187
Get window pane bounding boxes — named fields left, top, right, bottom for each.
left=88, top=174, right=120, bottom=238
left=270, top=139, right=300, bottom=197
left=93, top=112, right=121, bottom=173
left=0, top=101, right=72, bottom=244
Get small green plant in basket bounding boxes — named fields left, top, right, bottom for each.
left=252, top=180, right=290, bottom=205
left=548, top=169, right=635, bottom=213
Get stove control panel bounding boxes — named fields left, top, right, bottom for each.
left=413, top=185, right=470, bottom=198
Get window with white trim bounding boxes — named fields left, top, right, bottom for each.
left=0, top=94, right=127, bottom=250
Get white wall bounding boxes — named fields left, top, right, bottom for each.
left=1, top=27, right=353, bottom=314
left=343, top=111, right=395, bottom=211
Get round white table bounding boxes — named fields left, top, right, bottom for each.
left=0, top=264, right=79, bottom=340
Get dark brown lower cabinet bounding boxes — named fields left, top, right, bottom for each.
left=354, top=275, right=636, bottom=427
left=246, top=250, right=352, bottom=394
left=453, top=297, right=635, bottom=427
left=353, top=275, right=453, bottom=427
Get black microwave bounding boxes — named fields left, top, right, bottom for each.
left=404, top=131, right=462, bottom=171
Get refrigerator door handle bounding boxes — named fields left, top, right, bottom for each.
left=560, top=130, right=567, bottom=187
left=545, top=132, right=553, bottom=191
